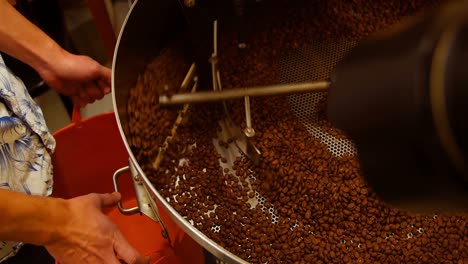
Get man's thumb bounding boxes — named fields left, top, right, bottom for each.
left=98, top=192, right=121, bottom=208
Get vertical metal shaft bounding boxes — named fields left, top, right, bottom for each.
left=244, top=96, right=254, bottom=137
left=211, top=20, right=219, bottom=91
left=213, top=20, right=218, bottom=55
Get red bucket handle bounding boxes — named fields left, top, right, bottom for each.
left=71, top=106, right=83, bottom=125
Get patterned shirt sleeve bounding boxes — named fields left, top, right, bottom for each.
left=0, top=54, right=56, bottom=261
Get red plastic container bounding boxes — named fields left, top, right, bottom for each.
left=51, top=109, right=204, bottom=264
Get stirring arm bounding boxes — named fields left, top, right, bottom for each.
left=159, top=81, right=330, bottom=105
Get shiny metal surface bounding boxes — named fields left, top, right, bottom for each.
left=159, top=81, right=330, bottom=105
left=112, top=165, right=139, bottom=215
left=111, top=0, right=247, bottom=263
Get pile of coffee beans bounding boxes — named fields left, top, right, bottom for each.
left=127, top=0, right=467, bottom=263
left=127, top=46, right=189, bottom=162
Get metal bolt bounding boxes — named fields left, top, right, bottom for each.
left=244, top=127, right=255, bottom=137
left=133, top=173, right=140, bottom=181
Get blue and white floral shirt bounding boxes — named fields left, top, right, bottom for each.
left=0, top=54, right=56, bottom=261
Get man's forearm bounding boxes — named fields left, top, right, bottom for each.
left=0, top=189, right=69, bottom=246
left=0, top=0, right=65, bottom=74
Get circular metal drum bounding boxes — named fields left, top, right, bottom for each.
left=112, top=0, right=467, bottom=263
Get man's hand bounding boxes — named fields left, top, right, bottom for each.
left=38, top=51, right=111, bottom=108
left=46, top=192, right=149, bottom=264
left=0, top=0, right=111, bottom=108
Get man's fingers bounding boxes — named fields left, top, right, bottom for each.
left=85, top=82, right=105, bottom=101
left=98, top=78, right=111, bottom=94
left=114, top=232, right=149, bottom=264
left=78, top=86, right=93, bottom=105
left=97, top=65, right=111, bottom=88
left=98, top=192, right=122, bottom=208
left=107, top=256, right=123, bottom=264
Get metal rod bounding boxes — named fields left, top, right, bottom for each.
left=159, top=81, right=330, bottom=105
left=216, top=71, right=223, bottom=91
left=213, top=20, right=218, bottom=56
left=245, top=96, right=252, bottom=129
left=181, top=63, right=196, bottom=90
left=244, top=96, right=255, bottom=137
left=211, top=61, right=218, bottom=91
left=210, top=20, right=219, bottom=91
left=152, top=80, right=198, bottom=169
left=216, top=70, right=233, bottom=121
